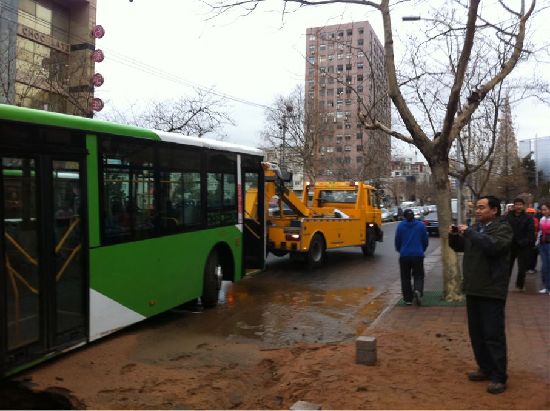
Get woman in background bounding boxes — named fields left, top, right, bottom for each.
left=536, top=203, right=550, bottom=294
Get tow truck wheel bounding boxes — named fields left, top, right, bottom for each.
left=362, top=228, right=377, bottom=257
left=306, top=234, right=326, bottom=270
left=271, top=250, right=288, bottom=257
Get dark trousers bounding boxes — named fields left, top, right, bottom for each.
left=527, top=247, right=538, bottom=271
left=466, top=295, right=508, bottom=384
left=399, top=256, right=424, bottom=303
left=509, top=246, right=530, bottom=289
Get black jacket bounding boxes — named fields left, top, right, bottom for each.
left=506, top=211, right=535, bottom=248
left=449, top=220, right=513, bottom=300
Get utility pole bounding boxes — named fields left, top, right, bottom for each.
left=278, top=103, right=294, bottom=170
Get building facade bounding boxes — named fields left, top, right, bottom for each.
left=390, top=156, right=431, bottom=183
left=305, top=21, right=391, bottom=181
left=519, top=136, right=550, bottom=181
left=0, top=0, right=98, bottom=116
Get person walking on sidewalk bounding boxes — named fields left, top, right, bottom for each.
left=505, top=197, right=535, bottom=291
left=536, top=202, right=550, bottom=294
left=394, top=208, right=428, bottom=306
left=526, top=207, right=539, bottom=271
left=448, top=195, right=513, bottom=395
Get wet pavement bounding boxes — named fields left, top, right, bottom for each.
left=133, top=222, right=440, bottom=349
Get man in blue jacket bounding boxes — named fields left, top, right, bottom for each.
left=395, top=208, right=429, bottom=305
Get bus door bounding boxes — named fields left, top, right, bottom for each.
left=241, top=158, right=265, bottom=274
left=1, top=155, right=87, bottom=372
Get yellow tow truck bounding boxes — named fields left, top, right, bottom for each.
left=261, top=162, right=383, bottom=269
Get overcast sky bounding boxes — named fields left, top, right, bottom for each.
left=95, top=1, right=550, bottom=157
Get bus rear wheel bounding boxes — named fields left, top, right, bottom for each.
left=202, top=251, right=222, bottom=308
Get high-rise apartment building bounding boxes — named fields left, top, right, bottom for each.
left=519, top=136, right=550, bottom=181
left=0, top=0, right=99, bottom=116
left=305, top=21, right=390, bottom=181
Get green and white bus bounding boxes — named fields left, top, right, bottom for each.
left=0, top=104, right=266, bottom=377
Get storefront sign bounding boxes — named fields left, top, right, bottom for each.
left=17, top=24, right=70, bottom=54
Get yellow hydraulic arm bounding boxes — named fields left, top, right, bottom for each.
left=261, top=162, right=312, bottom=218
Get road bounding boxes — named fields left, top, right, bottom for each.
left=145, top=221, right=440, bottom=348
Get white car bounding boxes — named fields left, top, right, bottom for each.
left=411, top=207, right=424, bottom=219
left=381, top=208, right=393, bottom=222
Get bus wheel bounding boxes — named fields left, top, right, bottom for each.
left=306, top=234, right=326, bottom=270
left=202, top=251, right=222, bottom=308
left=362, top=228, right=376, bottom=257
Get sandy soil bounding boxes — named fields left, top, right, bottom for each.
left=11, top=323, right=549, bottom=410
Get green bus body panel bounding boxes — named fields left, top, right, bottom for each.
left=0, top=104, right=159, bottom=140
left=90, top=226, right=242, bottom=316
left=86, top=135, right=101, bottom=247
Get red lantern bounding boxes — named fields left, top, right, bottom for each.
left=91, top=98, right=104, bottom=112
left=91, top=49, right=104, bottom=63
left=92, top=25, right=105, bottom=39
left=91, top=73, right=104, bottom=87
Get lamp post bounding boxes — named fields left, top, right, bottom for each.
left=278, top=103, right=294, bottom=169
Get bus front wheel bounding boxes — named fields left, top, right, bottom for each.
left=202, top=251, right=222, bottom=308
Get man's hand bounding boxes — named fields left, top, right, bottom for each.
left=449, top=224, right=468, bottom=234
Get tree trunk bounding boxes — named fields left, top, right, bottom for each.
left=432, top=162, right=464, bottom=302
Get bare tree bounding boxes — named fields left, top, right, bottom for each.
left=99, top=89, right=235, bottom=139
left=204, top=0, right=544, bottom=300
left=141, top=90, right=235, bottom=137
left=260, top=85, right=331, bottom=181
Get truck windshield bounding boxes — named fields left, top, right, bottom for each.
left=318, top=190, right=357, bottom=203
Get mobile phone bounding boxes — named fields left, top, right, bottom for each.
left=451, top=225, right=458, bottom=233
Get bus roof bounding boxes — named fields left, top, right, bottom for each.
left=155, top=130, right=263, bottom=156
left=0, top=104, right=263, bottom=156
left=0, top=103, right=157, bottom=140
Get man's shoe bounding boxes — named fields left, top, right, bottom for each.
left=404, top=301, right=412, bottom=305
left=487, top=382, right=507, bottom=394
left=413, top=290, right=422, bottom=306
left=467, top=370, right=490, bottom=381
left=539, top=288, right=548, bottom=294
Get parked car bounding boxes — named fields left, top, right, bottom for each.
left=391, top=207, right=403, bottom=221
left=422, top=211, right=440, bottom=236
left=381, top=208, right=393, bottom=222
left=411, top=207, right=424, bottom=219
left=422, top=211, right=457, bottom=236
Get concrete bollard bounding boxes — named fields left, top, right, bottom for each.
left=356, top=336, right=377, bottom=365
left=290, top=400, right=322, bottom=410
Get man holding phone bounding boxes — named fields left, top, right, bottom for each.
left=448, top=196, right=513, bottom=394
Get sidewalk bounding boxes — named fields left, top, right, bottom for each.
left=370, top=246, right=550, bottom=407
